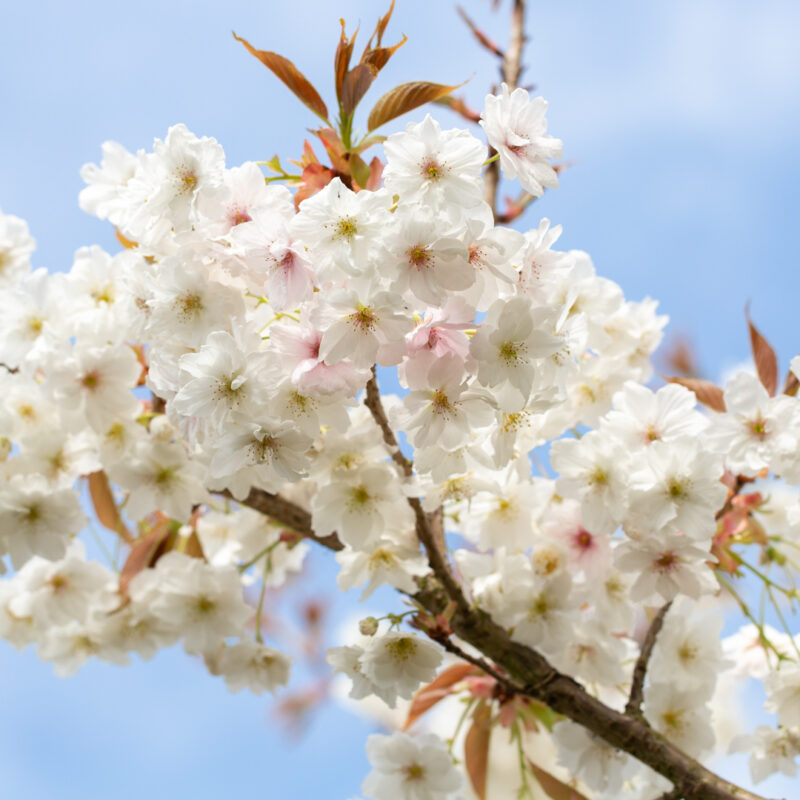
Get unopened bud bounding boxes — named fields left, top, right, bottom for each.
left=150, top=415, right=176, bottom=442
left=359, top=616, right=379, bottom=637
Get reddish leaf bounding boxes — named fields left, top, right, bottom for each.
left=118, top=523, right=172, bottom=598
left=361, top=34, right=407, bottom=73
left=528, top=762, right=589, bottom=800
left=181, top=530, right=205, bottom=559
left=666, top=377, right=726, bottom=413
left=233, top=33, right=329, bottom=122
left=464, top=701, right=492, bottom=800
left=433, top=94, right=482, bottom=123
left=363, top=0, right=396, bottom=52
left=341, top=63, right=379, bottom=116
left=783, top=369, right=799, bottom=397
left=367, top=80, right=465, bottom=131
left=311, top=128, right=350, bottom=174
left=294, top=163, right=336, bottom=208
left=365, top=156, right=384, bottom=191
left=87, top=471, right=132, bottom=543
left=403, top=662, right=477, bottom=730
left=334, top=19, right=357, bottom=103
left=747, top=314, right=778, bottom=396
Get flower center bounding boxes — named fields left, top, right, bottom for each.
left=348, top=304, right=377, bottom=331
left=333, top=216, right=358, bottom=240
left=386, top=636, right=417, bottom=661
left=81, top=370, right=101, bottom=390
left=408, top=245, right=432, bottom=268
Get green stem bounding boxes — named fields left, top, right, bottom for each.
left=264, top=174, right=302, bottom=183
left=482, top=153, right=501, bottom=167
left=254, top=557, right=271, bottom=645
left=449, top=697, right=477, bottom=755
left=765, top=584, right=800, bottom=660
left=730, top=552, right=797, bottom=599
left=717, top=572, right=785, bottom=664
left=239, top=539, right=281, bottom=573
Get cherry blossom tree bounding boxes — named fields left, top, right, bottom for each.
left=1, top=2, right=798, bottom=798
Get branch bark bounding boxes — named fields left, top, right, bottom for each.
left=483, top=0, right=527, bottom=217
left=224, top=477, right=778, bottom=799
left=363, top=368, right=470, bottom=614
left=625, top=601, right=673, bottom=719
left=221, top=369, right=779, bottom=800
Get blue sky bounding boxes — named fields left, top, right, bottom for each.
left=1, top=0, right=799, bottom=797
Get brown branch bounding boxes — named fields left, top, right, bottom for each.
left=363, top=368, right=470, bottom=613
left=224, top=480, right=776, bottom=800
left=436, top=633, right=518, bottom=689
left=228, top=487, right=343, bottom=552
left=218, top=375, right=774, bottom=799
left=483, top=0, right=527, bottom=218
left=625, top=601, right=673, bottom=719
left=414, top=581, right=775, bottom=800
left=457, top=5, right=505, bottom=58
left=364, top=366, right=413, bottom=478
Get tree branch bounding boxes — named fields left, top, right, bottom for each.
left=363, top=368, right=470, bottom=614
left=625, top=601, right=673, bottom=719
left=231, top=487, right=343, bottom=552
left=483, top=0, right=527, bottom=217
left=225, top=480, right=777, bottom=800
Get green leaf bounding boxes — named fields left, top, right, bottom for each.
left=348, top=153, right=372, bottom=189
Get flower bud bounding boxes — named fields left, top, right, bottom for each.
left=359, top=616, right=379, bottom=637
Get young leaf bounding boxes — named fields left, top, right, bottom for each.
left=367, top=80, right=465, bottom=131
left=433, top=94, right=482, bottom=123
left=784, top=368, right=800, bottom=397
left=365, top=156, right=384, bottom=191
left=262, top=154, right=285, bottom=175
left=665, top=377, right=726, bottom=413
left=118, top=523, right=172, bottom=599
left=464, top=700, right=492, bottom=800
left=361, top=34, right=407, bottom=73
left=747, top=314, right=778, bottom=396
left=403, top=662, right=477, bottom=730
left=334, top=19, right=357, bottom=104
left=348, top=153, right=372, bottom=190
left=87, top=471, right=132, bottom=543
left=531, top=763, right=589, bottom=800
left=528, top=762, right=589, bottom=800
left=312, top=127, right=350, bottom=174
left=233, top=32, right=329, bottom=122
left=363, top=0, right=396, bottom=52
left=341, top=63, right=378, bottom=116
left=353, top=134, right=387, bottom=154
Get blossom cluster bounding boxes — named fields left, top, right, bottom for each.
left=0, top=81, right=799, bottom=798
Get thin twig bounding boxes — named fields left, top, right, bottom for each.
left=225, top=487, right=344, bottom=552
left=229, top=484, right=776, bottom=800
left=483, top=0, right=527, bottom=217
left=363, top=368, right=470, bottom=612
left=438, top=633, right=520, bottom=691
left=625, top=601, right=673, bottom=719
left=457, top=5, right=505, bottom=58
